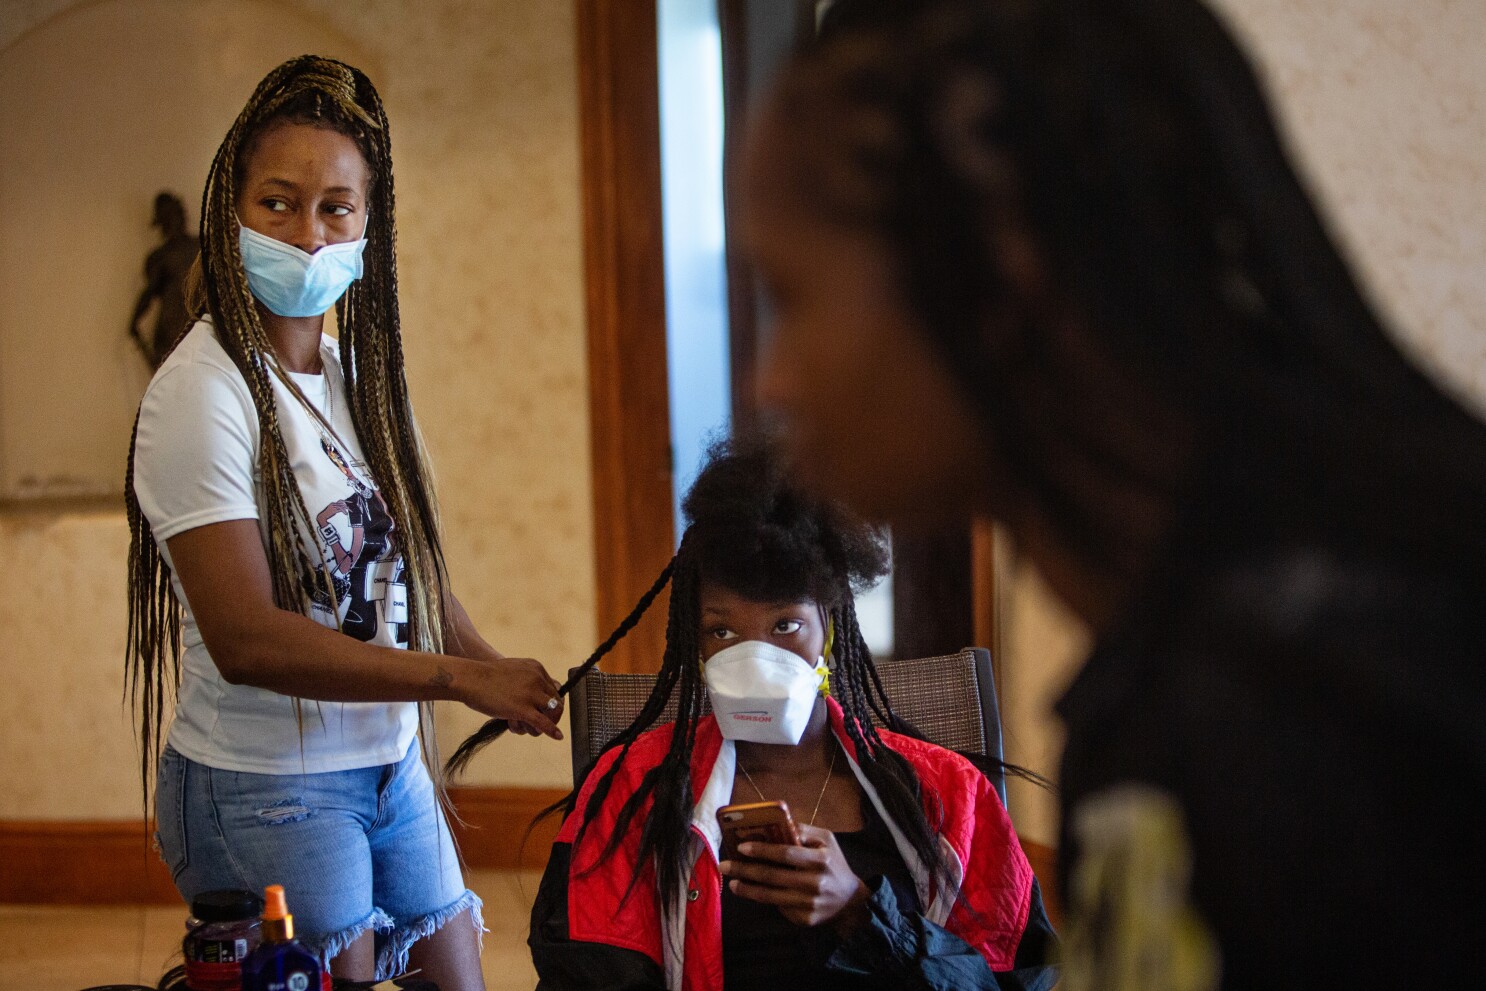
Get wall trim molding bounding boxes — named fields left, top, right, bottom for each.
left=1, top=788, right=1059, bottom=920
left=0, top=786, right=569, bottom=905
left=0, top=819, right=179, bottom=905
left=447, top=786, right=569, bottom=874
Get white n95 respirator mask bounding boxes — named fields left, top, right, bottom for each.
left=704, top=640, right=829, bottom=745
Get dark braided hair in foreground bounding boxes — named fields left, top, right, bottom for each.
left=125, top=55, right=450, bottom=800
left=786, top=0, right=1486, bottom=581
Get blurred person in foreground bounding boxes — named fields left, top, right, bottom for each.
left=742, top=0, right=1486, bottom=988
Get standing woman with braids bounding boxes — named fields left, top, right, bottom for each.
left=520, top=438, right=1057, bottom=991
left=126, top=56, right=563, bottom=989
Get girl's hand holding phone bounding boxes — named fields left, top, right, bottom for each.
left=719, top=823, right=871, bottom=930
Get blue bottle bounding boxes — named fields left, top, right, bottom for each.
left=240, top=885, right=325, bottom=991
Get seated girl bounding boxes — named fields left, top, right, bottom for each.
left=524, top=438, right=1056, bottom=990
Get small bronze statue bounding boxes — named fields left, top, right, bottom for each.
left=129, top=191, right=200, bottom=369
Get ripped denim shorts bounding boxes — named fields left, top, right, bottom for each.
left=155, top=739, right=480, bottom=979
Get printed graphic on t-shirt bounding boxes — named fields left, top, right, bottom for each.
left=300, top=436, right=409, bottom=646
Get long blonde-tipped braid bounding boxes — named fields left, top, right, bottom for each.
left=328, top=76, right=447, bottom=657
left=124, top=56, right=451, bottom=800
left=331, top=87, right=453, bottom=785
left=123, top=424, right=182, bottom=799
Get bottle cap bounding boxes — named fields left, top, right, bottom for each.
left=263, top=885, right=289, bottom=919
left=260, top=884, right=296, bottom=941
left=190, top=888, right=264, bottom=923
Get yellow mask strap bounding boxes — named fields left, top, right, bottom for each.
left=818, top=615, right=835, bottom=697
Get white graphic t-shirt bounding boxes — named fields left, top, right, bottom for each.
left=134, top=319, right=418, bottom=774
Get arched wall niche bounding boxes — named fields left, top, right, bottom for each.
left=0, top=0, right=377, bottom=501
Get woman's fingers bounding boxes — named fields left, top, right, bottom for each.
left=726, top=877, right=836, bottom=927
left=538, top=668, right=561, bottom=697
left=726, top=825, right=866, bottom=927
left=527, top=686, right=564, bottom=732
left=726, top=877, right=817, bottom=907
left=794, top=824, right=833, bottom=848
left=514, top=658, right=563, bottom=715
left=735, top=841, right=824, bottom=868
left=521, top=678, right=563, bottom=738
left=465, top=656, right=565, bottom=739
left=722, top=857, right=819, bottom=890
left=516, top=696, right=563, bottom=739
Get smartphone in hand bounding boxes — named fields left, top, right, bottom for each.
left=717, top=800, right=802, bottom=861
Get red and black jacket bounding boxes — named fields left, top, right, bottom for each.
left=530, top=699, right=1058, bottom=990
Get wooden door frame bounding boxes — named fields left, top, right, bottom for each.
left=575, top=0, right=996, bottom=673
left=577, top=0, right=675, bottom=673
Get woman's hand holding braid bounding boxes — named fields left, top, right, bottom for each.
left=452, top=653, right=564, bottom=739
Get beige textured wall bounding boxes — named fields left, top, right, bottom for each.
left=0, top=0, right=590, bottom=819
left=6, top=0, right=1484, bottom=835
left=1001, top=0, right=1486, bottom=846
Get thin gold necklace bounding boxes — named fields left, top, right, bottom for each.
left=737, top=740, right=838, bottom=827
left=317, top=340, right=336, bottom=423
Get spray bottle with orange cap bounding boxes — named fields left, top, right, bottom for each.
left=240, top=885, right=328, bottom=991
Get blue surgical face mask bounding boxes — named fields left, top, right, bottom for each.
left=238, top=218, right=368, bottom=317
